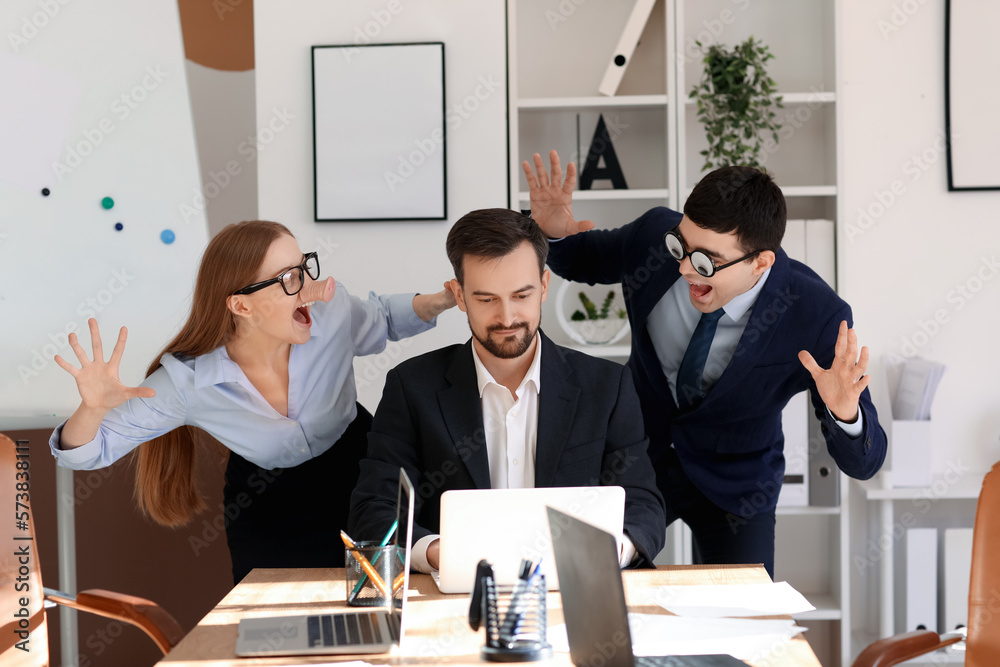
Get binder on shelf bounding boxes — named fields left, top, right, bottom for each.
left=807, top=406, right=840, bottom=506
left=781, top=219, right=807, bottom=263
left=597, top=0, right=656, bottom=96
left=944, top=528, right=973, bottom=633
left=777, top=391, right=808, bottom=506
left=905, top=528, right=938, bottom=633
left=803, top=219, right=836, bottom=288
left=890, top=419, right=932, bottom=487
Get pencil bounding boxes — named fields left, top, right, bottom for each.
left=350, top=519, right=398, bottom=598
left=340, top=530, right=390, bottom=598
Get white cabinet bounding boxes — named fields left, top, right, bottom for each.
left=506, top=1, right=851, bottom=664
left=849, top=476, right=980, bottom=665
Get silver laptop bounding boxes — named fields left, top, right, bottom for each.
left=234, top=469, right=415, bottom=657
left=432, top=485, right=625, bottom=593
left=546, top=507, right=748, bottom=667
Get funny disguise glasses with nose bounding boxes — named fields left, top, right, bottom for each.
left=233, top=252, right=320, bottom=296
left=664, top=231, right=758, bottom=278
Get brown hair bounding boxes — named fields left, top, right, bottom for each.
left=132, top=220, right=291, bottom=527
left=445, top=208, right=548, bottom=284
left=683, top=166, right=786, bottom=255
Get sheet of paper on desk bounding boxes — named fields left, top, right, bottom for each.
left=548, top=614, right=805, bottom=660
left=648, top=581, right=815, bottom=617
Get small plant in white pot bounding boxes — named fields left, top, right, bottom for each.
left=569, top=291, right=627, bottom=345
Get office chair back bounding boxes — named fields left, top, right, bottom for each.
left=967, top=460, right=1000, bottom=666
left=0, top=434, right=184, bottom=664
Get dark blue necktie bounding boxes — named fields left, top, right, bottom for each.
left=676, top=309, right=725, bottom=409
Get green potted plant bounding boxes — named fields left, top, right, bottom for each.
left=569, top=290, right=627, bottom=345
left=689, top=37, right=783, bottom=172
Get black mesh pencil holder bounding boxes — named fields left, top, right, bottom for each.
left=480, top=575, right=553, bottom=662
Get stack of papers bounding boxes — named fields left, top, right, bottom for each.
left=549, top=581, right=813, bottom=662
left=892, top=358, right=946, bottom=420
left=646, top=581, right=816, bottom=617
left=548, top=614, right=805, bottom=662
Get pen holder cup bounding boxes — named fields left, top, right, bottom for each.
left=345, top=542, right=402, bottom=608
left=481, top=575, right=552, bottom=662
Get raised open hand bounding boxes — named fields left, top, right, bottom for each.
left=521, top=150, right=594, bottom=238
left=54, top=318, right=155, bottom=412
left=798, top=320, right=870, bottom=423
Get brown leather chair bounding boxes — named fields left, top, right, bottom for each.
left=0, top=434, right=184, bottom=665
left=853, top=460, right=1000, bottom=667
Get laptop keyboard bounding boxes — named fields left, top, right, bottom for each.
left=307, top=613, right=383, bottom=647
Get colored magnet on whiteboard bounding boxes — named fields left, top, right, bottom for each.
left=101, top=196, right=114, bottom=209
left=41, top=188, right=50, bottom=196
left=115, top=222, right=124, bottom=231
left=160, top=229, right=175, bottom=244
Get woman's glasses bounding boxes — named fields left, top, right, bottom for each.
left=233, top=252, right=320, bottom=296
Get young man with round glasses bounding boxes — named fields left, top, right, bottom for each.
left=523, top=151, right=887, bottom=577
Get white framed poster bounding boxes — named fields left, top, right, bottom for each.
left=946, top=0, right=1000, bottom=191
left=312, top=42, right=446, bottom=220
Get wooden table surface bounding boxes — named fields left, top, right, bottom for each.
left=155, top=565, right=820, bottom=666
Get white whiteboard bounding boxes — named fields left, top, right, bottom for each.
left=312, top=42, right=446, bottom=221
left=0, top=0, right=209, bottom=428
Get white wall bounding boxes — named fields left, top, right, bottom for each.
left=0, top=0, right=209, bottom=428
left=254, top=1, right=508, bottom=410
left=839, top=2, right=1000, bottom=473
left=184, top=62, right=258, bottom=237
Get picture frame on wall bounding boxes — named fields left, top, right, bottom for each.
left=312, top=42, right=447, bottom=220
left=945, top=0, right=1000, bottom=191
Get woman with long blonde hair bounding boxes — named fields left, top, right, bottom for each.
left=50, top=220, right=454, bottom=582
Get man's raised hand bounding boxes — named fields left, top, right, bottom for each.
left=521, top=150, right=595, bottom=238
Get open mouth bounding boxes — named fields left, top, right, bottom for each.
left=688, top=282, right=713, bottom=300
left=293, top=302, right=314, bottom=327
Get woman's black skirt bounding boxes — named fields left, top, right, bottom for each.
left=222, top=404, right=373, bottom=584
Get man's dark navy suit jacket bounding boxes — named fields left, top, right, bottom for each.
left=546, top=207, right=887, bottom=517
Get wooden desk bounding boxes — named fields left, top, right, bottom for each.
left=156, top=565, right=820, bottom=666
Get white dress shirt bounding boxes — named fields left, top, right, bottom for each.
left=412, top=335, right=638, bottom=572
left=646, top=269, right=862, bottom=435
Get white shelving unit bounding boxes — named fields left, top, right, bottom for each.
left=508, top=1, right=851, bottom=663
left=849, top=475, right=980, bottom=665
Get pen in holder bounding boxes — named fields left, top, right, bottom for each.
left=344, top=541, right=401, bottom=608
left=476, top=571, right=552, bottom=662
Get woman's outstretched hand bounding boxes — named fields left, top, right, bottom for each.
left=54, top=318, right=155, bottom=412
